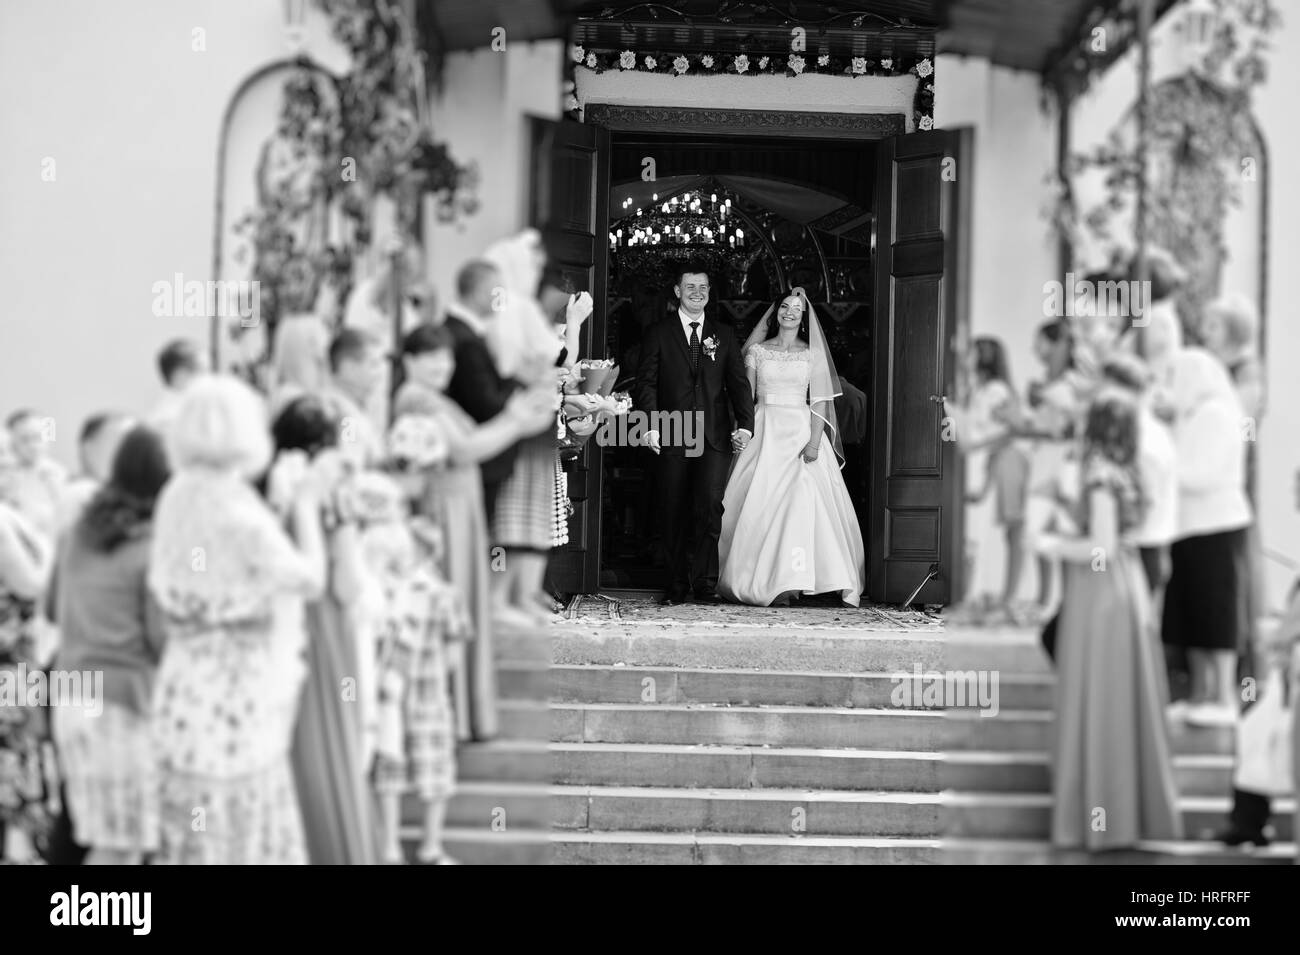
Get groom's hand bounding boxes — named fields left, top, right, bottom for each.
left=645, top=429, right=661, bottom=455
left=731, top=429, right=751, bottom=453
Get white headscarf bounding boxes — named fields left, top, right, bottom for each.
left=744, top=287, right=845, bottom=467
left=482, top=229, right=561, bottom=380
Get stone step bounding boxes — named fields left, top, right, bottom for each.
left=428, top=781, right=552, bottom=831
left=945, top=792, right=1296, bottom=840
left=945, top=710, right=1236, bottom=755
left=549, top=702, right=944, bottom=750
left=541, top=664, right=1052, bottom=710
left=558, top=785, right=943, bottom=837
left=552, top=830, right=941, bottom=864
left=552, top=742, right=941, bottom=791
left=497, top=701, right=551, bottom=740
left=399, top=826, right=551, bottom=865
left=944, top=751, right=1240, bottom=797
left=945, top=628, right=1051, bottom=674
left=939, top=837, right=1296, bottom=865
left=456, top=739, right=550, bottom=782
left=518, top=624, right=944, bottom=673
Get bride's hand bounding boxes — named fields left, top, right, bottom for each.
left=800, top=442, right=819, bottom=463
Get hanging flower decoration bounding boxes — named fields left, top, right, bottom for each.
left=564, top=44, right=936, bottom=129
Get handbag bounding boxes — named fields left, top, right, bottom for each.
left=1233, top=665, right=1294, bottom=797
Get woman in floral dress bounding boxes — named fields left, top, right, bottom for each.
left=147, top=376, right=327, bottom=864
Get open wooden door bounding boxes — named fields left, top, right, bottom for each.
left=869, top=127, right=971, bottom=606
left=528, top=116, right=611, bottom=596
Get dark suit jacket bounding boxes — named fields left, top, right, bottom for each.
left=634, top=313, right=755, bottom=456
left=443, top=312, right=520, bottom=487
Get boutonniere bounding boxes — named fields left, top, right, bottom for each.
left=702, top=336, right=719, bottom=361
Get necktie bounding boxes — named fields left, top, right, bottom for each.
left=689, top=321, right=702, bottom=369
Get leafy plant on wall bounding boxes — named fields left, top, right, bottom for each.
left=228, top=0, right=478, bottom=386
left=1060, top=0, right=1277, bottom=335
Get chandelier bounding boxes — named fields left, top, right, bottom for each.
left=609, top=190, right=747, bottom=252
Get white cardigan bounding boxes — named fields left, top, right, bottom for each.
left=1172, top=395, right=1252, bottom=540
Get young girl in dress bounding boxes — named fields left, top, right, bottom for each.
left=344, top=455, right=467, bottom=865
left=945, top=337, right=1030, bottom=620
left=1038, top=388, right=1182, bottom=850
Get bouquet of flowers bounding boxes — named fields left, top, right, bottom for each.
left=387, top=413, right=449, bottom=471
left=573, top=358, right=618, bottom=395
left=559, top=356, right=632, bottom=451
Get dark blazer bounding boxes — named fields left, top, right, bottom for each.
left=443, top=312, right=520, bottom=487
left=634, top=313, right=755, bottom=455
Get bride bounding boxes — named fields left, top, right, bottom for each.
left=717, top=288, right=865, bottom=607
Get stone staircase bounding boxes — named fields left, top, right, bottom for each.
left=942, top=628, right=1297, bottom=864
left=539, top=618, right=948, bottom=864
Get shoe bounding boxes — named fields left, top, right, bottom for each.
left=1215, top=824, right=1271, bottom=848
left=1185, top=702, right=1238, bottom=728
left=693, top=591, right=723, bottom=604
left=661, top=588, right=688, bottom=606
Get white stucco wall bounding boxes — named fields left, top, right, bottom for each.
left=425, top=42, right=564, bottom=300
left=0, top=0, right=345, bottom=467
left=573, top=65, right=920, bottom=130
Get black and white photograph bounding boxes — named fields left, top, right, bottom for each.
left=0, top=0, right=1297, bottom=897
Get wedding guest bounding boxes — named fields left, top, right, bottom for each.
left=4, top=409, right=66, bottom=543
left=1121, top=248, right=1185, bottom=394
left=322, top=327, right=386, bottom=467
left=342, top=235, right=432, bottom=432
left=267, top=396, right=378, bottom=866
left=396, top=323, right=555, bottom=741
left=149, top=339, right=206, bottom=435
left=1021, top=318, right=1085, bottom=618
left=0, top=431, right=55, bottom=863
left=1100, top=354, right=1178, bottom=599
left=45, top=426, right=169, bottom=865
left=483, top=231, right=590, bottom=626
left=269, top=313, right=332, bottom=417
left=1162, top=348, right=1253, bottom=727
left=946, top=337, right=1029, bottom=622
left=1201, top=292, right=1266, bottom=657
left=148, top=375, right=326, bottom=864
left=1038, top=388, right=1182, bottom=850
left=56, top=412, right=133, bottom=531
left=442, top=260, right=531, bottom=522
left=357, top=471, right=463, bottom=865
left=1201, top=293, right=1274, bottom=848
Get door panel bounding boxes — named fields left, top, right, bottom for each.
left=528, top=116, right=611, bottom=596
left=869, top=127, right=971, bottom=605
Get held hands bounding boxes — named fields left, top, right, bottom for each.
left=730, top=429, right=750, bottom=454
left=799, top=441, right=819, bottom=463
left=645, top=430, right=661, bottom=455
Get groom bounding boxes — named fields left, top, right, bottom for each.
left=635, top=263, right=755, bottom=604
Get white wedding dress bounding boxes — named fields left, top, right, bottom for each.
left=717, top=342, right=866, bottom=606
